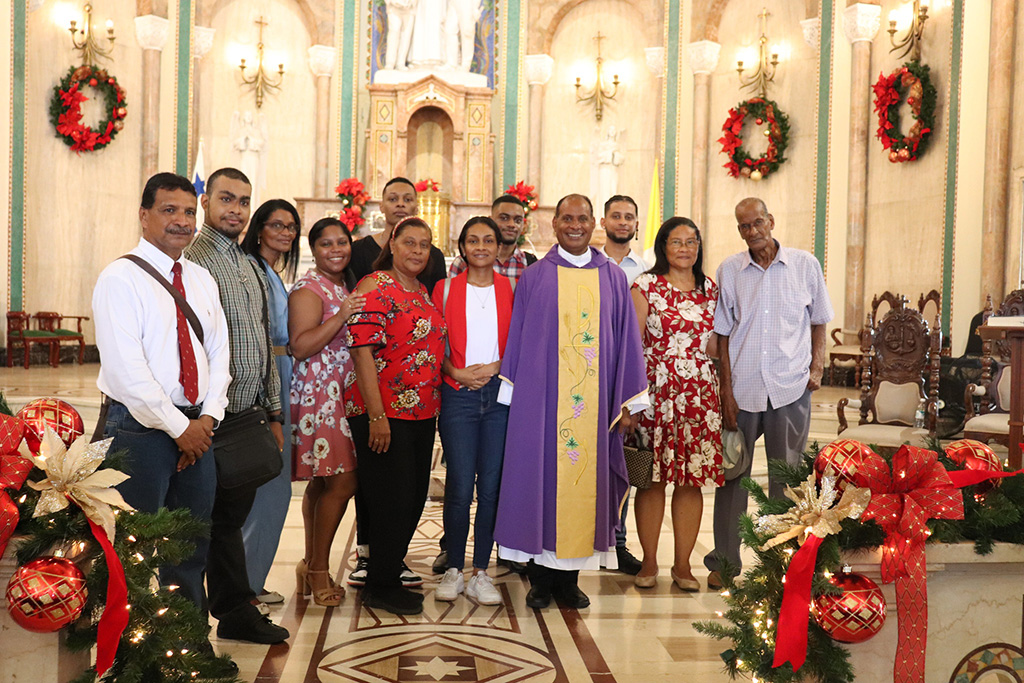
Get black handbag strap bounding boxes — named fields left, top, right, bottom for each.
left=120, top=254, right=205, bottom=345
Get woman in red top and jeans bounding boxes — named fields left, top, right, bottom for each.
left=431, top=217, right=513, bottom=605
left=345, top=218, right=447, bottom=615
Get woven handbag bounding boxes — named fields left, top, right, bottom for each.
left=623, top=439, right=655, bottom=489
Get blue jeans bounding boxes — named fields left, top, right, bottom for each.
left=437, top=376, right=508, bottom=570
left=105, top=401, right=216, bottom=614
left=242, top=355, right=293, bottom=593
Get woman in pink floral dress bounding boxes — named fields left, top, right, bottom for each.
left=630, top=217, right=723, bottom=592
left=289, top=217, right=364, bottom=605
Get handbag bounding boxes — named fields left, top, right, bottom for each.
left=212, top=406, right=282, bottom=489
left=623, top=435, right=655, bottom=489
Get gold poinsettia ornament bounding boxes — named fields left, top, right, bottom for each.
left=754, top=469, right=871, bottom=550
left=27, top=428, right=134, bottom=542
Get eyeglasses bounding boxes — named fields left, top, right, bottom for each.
left=668, top=238, right=700, bottom=249
left=265, top=221, right=299, bottom=234
left=737, top=216, right=768, bottom=233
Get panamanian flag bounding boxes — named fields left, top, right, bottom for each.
left=192, top=139, right=206, bottom=227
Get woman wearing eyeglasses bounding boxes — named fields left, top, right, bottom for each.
left=629, top=217, right=724, bottom=592
left=239, top=198, right=302, bottom=607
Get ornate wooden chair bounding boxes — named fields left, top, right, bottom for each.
left=837, top=295, right=941, bottom=448
left=962, top=288, right=1024, bottom=446
left=828, top=292, right=915, bottom=385
left=33, top=312, right=89, bottom=366
left=5, top=311, right=59, bottom=369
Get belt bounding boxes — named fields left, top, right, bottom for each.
left=107, top=398, right=202, bottom=419
left=273, top=345, right=289, bottom=357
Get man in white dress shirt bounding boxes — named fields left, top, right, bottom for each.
left=598, top=193, right=649, bottom=576
left=93, top=172, right=231, bottom=614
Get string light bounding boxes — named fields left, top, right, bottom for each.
left=157, top=607, right=168, bottom=616
left=127, top=535, right=136, bottom=542
left=18, top=494, right=26, bottom=503
left=166, top=650, right=174, bottom=658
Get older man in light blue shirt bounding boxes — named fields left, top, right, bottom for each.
left=704, top=197, right=833, bottom=587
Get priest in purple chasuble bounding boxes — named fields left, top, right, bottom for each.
left=494, top=194, right=649, bottom=609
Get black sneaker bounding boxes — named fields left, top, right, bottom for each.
left=616, top=546, right=643, bottom=576
left=216, top=604, right=289, bottom=644
left=400, top=561, right=423, bottom=587
left=363, top=586, right=424, bottom=615
left=432, top=550, right=448, bottom=574
left=348, top=556, right=369, bottom=587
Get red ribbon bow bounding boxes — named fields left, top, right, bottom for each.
left=0, top=415, right=37, bottom=558
left=856, top=445, right=964, bottom=683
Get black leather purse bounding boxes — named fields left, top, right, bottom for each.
left=212, top=406, right=282, bottom=489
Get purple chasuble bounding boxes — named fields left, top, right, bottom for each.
left=493, top=246, right=647, bottom=562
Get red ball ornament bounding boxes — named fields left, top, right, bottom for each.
left=815, top=439, right=877, bottom=489
left=107, top=77, right=115, bottom=85
left=755, top=117, right=764, bottom=125
left=17, top=398, right=84, bottom=449
left=88, top=78, right=98, bottom=86
left=889, top=150, right=900, bottom=163
left=897, top=148, right=911, bottom=161
left=6, top=557, right=87, bottom=633
left=946, top=439, right=1002, bottom=496
left=814, top=571, right=886, bottom=643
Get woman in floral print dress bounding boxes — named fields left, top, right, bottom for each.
left=630, top=217, right=724, bottom=592
left=289, top=217, right=364, bottom=606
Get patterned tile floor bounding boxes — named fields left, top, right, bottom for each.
left=0, top=364, right=857, bottom=682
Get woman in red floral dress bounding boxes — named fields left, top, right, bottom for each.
left=345, top=217, right=446, bottom=616
left=630, top=217, right=724, bottom=592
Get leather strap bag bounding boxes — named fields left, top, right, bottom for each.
left=211, top=405, right=282, bottom=489
left=623, top=434, right=655, bottom=489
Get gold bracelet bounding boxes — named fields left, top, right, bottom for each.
left=368, top=413, right=387, bottom=423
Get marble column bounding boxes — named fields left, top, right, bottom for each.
left=190, top=26, right=215, bottom=168
left=843, top=4, right=881, bottom=331
left=524, top=54, right=553, bottom=191
left=981, top=0, right=1017, bottom=303
left=686, top=41, right=720, bottom=232
left=645, top=46, right=666, bottom=189
left=134, top=15, right=168, bottom=186
left=308, top=45, right=337, bottom=197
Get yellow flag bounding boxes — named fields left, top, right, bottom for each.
left=644, top=161, right=661, bottom=252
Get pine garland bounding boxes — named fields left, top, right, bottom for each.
left=694, top=445, right=1024, bottom=682
left=8, top=443, right=238, bottom=681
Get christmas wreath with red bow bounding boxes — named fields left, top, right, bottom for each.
left=719, top=97, right=790, bottom=180
left=872, top=61, right=936, bottom=163
left=48, top=65, right=127, bottom=153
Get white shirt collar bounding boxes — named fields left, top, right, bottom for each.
left=558, top=245, right=593, bottom=267
left=599, top=244, right=643, bottom=266
left=137, top=237, right=183, bottom=276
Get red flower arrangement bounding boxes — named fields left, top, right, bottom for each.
left=334, top=178, right=370, bottom=229
left=414, top=178, right=440, bottom=192
left=872, top=61, right=936, bottom=163
left=505, top=180, right=539, bottom=213
left=718, top=97, right=790, bottom=180
left=48, top=65, right=127, bottom=153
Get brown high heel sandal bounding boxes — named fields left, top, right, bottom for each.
left=306, top=570, right=344, bottom=606
left=296, top=559, right=310, bottom=596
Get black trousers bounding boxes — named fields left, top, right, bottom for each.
left=349, top=414, right=436, bottom=591
left=207, top=471, right=259, bottom=619
left=527, top=562, right=579, bottom=592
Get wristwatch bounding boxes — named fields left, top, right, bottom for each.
left=268, top=413, right=285, bottom=424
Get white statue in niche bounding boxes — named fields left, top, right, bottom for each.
left=591, top=125, right=625, bottom=209
left=383, top=0, right=417, bottom=70
left=230, top=110, right=268, bottom=208
left=408, top=0, right=446, bottom=67
left=444, top=0, right=482, bottom=71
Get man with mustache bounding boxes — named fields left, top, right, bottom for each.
left=93, top=172, right=232, bottom=659
left=185, top=167, right=290, bottom=644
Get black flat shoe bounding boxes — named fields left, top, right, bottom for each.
left=216, top=604, right=289, bottom=644
left=363, top=586, right=424, bottom=615
left=554, top=584, right=591, bottom=609
left=525, top=584, right=552, bottom=609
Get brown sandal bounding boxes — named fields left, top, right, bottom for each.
left=306, top=570, right=345, bottom=606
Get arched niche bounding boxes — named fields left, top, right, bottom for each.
left=407, top=106, right=455, bottom=191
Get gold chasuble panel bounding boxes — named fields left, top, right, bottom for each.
left=555, top=267, right=601, bottom=559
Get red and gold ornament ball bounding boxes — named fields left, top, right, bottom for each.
left=5, top=556, right=87, bottom=632
left=813, top=571, right=886, bottom=643
left=946, top=439, right=1003, bottom=496
left=814, top=439, right=878, bottom=489
left=16, top=398, right=84, bottom=449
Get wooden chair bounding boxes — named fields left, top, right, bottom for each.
left=837, top=296, right=941, bottom=449
left=828, top=292, right=912, bottom=386
left=5, top=311, right=59, bottom=368
left=33, top=312, right=88, bottom=366
left=962, top=288, right=1024, bottom=446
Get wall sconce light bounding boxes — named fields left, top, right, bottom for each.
left=888, top=0, right=929, bottom=61
left=575, top=31, right=619, bottom=121
left=68, top=3, right=115, bottom=66
left=736, top=9, right=779, bottom=98
left=238, top=16, right=285, bottom=109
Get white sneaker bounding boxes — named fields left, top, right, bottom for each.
left=434, top=568, right=464, bottom=602
left=466, top=572, right=502, bottom=606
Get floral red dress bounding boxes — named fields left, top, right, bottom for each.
left=290, top=269, right=357, bottom=479
left=632, top=273, right=724, bottom=487
left=344, top=272, right=446, bottom=419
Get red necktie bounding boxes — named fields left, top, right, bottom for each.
left=171, top=262, right=199, bottom=405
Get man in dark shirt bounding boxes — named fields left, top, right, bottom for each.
left=349, top=176, right=447, bottom=292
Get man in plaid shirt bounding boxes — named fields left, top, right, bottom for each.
left=448, top=195, right=537, bottom=287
